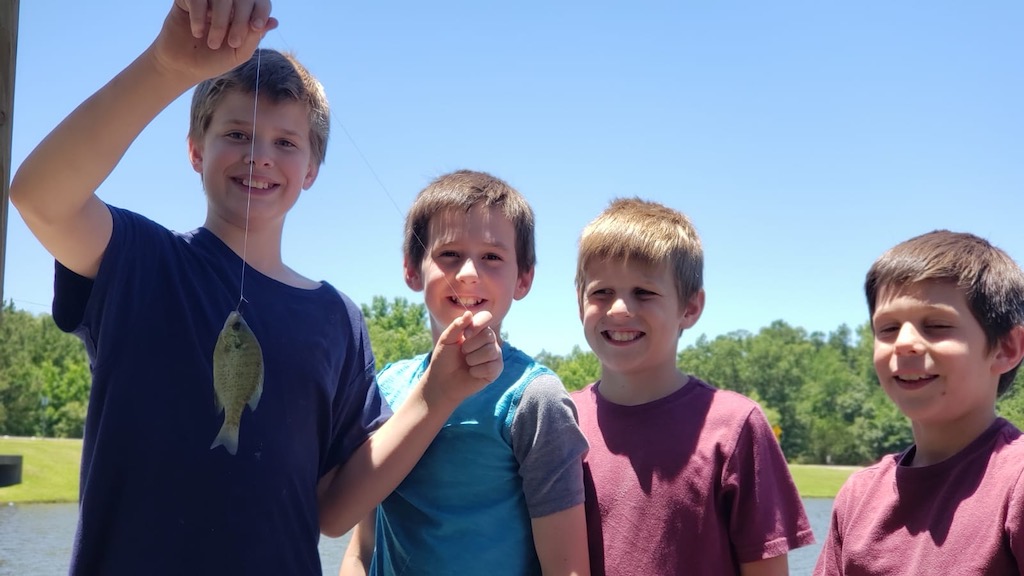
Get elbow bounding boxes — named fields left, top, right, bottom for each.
left=320, top=517, right=347, bottom=539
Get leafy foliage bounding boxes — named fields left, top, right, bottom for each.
left=361, top=296, right=433, bottom=370
left=0, top=302, right=89, bottom=437
left=4, top=297, right=1022, bottom=465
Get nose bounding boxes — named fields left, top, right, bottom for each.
left=455, top=258, right=479, bottom=283
left=243, top=141, right=273, bottom=167
left=893, top=323, right=924, bottom=355
left=609, top=296, right=632, bottom=317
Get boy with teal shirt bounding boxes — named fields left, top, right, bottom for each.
left=814, top=230, right=1024, bottom=575
left=340, top=170, right=591, bottom=576
left=11, top=2, right=502, bottom=573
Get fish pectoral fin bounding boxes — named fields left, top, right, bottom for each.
left=248, top=375, right=264, bottom=412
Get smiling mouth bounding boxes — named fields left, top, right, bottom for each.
left=603, top=330, right=643, bottom=342
left=235, top=177, right=274, bottom=190
left=450, top=296, right=484, bottom=307
left=893, top=374, right=937, bottom=388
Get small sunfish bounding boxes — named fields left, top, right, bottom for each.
left=211, top=310, right=264, bottom=455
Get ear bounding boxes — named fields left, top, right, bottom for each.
left=302, top=161, right=320, bottom=190
left=678, top=289, right=705, bottom=331
left=513, top=266, right=535, bottom=301
left=187, top=138, right=204, bottom=174
left=404, top=257, right=424, bottom=292
left=992, top=325, right=1024, bottom=376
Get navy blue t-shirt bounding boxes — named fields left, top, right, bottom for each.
left=54, top=206, right=386, bottom=575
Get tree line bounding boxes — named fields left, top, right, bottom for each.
left=3, top=297, right=1022, bottom=465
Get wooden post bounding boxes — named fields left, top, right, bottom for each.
left=1, top=0, right=19, bottom=307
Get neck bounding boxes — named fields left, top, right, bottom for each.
left=204, top=216, right=288, bottom=280
left=597, top=364, right=689, bottom=406
left=908, top=409, right=996, bottom=467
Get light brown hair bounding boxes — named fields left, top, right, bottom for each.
left=189, top=49, right=330, bottom=166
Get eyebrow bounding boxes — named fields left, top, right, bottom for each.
left=219, top=118, right=306, bottom=139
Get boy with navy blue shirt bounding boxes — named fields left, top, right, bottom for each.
left=11, top=2, right=501, bottom=574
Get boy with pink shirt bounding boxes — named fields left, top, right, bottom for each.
left=814, top=230, right=1024, bottom=575
left=571, top=198, right=814, bottom=576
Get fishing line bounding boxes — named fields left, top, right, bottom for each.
left=236, top=45, right=263, bottom=312
left=336, top=124, right=473, bottom=317
left=267, top=27, right=474, bottom=318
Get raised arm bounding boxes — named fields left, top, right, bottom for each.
left=318, top=310, right=502, bottom=537
left=9, top=0, right=274, bottom=278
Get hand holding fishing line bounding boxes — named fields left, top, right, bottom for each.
left=151, top=0, right=276, bottom=85
left=422, top=311, right=502, bottom=406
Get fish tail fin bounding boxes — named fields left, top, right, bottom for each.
left=210, top=422, right=240, bottom=455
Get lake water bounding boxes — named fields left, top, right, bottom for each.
left=0, top=499, right=832, bottom=575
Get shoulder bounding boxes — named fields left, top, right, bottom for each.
left=693, top=379, right=769, bottom=427
left=833, top=457, right=898, bottom=505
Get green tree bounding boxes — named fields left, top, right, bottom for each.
left=549, top=346, right=601, bottom=391
left=0, top=302, right=90, bottom=437
left=361, top=296, right=433, bottom=370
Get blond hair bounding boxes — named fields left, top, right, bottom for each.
left=576, top=197, right=703, bottom=311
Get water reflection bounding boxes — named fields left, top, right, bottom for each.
left=0, top=500, right=831, bottom=575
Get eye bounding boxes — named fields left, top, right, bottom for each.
left=483, top=253, right=503, bottom=262
left=276, top=139, right=297, bottom=148
left=437, top=250, right=459, bottom=259
left=225, top=131, right=248, bottom=141
left=873, top=323, right=899, bottom=338
left=635, top=288, right=658, bottom=299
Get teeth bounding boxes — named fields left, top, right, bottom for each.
left=453, top=297, right=483, bottom=307
left=897, top=374, right=931, bottom=382
left=607, top=331, right=640, bottom=342
left=242, top=179, right=271, bottom=190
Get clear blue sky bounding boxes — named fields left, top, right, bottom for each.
left=5, top=1, right=1023, bottom=357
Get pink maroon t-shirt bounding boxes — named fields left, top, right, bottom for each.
left=572, top=377, right=814, bottom=576
left=814, top=418, right=1024, bottom=576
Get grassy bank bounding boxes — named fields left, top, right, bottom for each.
left=789, top=464, right=860, bottom=498
left=0, top=436, right=82, bottom=504
left=0, top=437, right=860, bottom=504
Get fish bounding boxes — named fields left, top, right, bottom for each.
left=210, top=310, right=264, bottom=455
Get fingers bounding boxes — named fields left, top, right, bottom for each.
left=437, top=311, right=474, bottom=346
left=178, top=0, right=275, bottom=50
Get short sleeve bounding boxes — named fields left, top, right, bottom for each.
left=812, top=481, right=849, bottom=576
left=724, top=404, right=815, bottom=562
left=510, top=373, right=589, bottom=518
left=1006, top=465, right=1024, bottom=573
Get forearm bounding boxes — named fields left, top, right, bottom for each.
left=11, top=47, right=190, bottom=223
left=739, top=554, right=788, bottom=576
left=337, top=514, right=375, bottom=576
left=319, top=377, right=457, bottom=537
left=532, top=504, right=591, bottom=576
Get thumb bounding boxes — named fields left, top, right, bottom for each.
left=437, top=311, right=474, bottom=347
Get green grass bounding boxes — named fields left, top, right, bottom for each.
left=788, top=463, right=860, bottom=498
left=0, top=436, right=82, bottom=504
left=0, top=437, right=860, bottom=503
